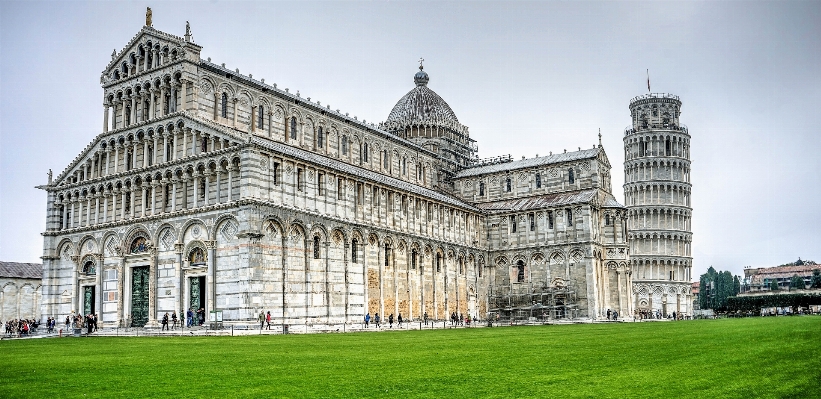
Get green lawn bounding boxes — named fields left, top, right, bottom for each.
left=2, top=317, right=819, bottom=398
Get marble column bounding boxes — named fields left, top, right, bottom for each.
left=103, top=104, right=110, bottom=133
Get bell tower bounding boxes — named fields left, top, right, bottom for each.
left=623, top=93, right=693, bottom=317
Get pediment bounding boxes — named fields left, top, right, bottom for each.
left=101, top=26, right=200, bottom=85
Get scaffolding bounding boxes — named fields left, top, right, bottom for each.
left=487, top=281, right=579, bottom=324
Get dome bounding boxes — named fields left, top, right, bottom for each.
left=383, top=66, right=465, bottom=133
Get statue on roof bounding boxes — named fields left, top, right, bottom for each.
left=146, top=7, right=153, bottom=27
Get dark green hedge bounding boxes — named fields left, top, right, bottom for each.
left=727, top=293, right=821, bottom=312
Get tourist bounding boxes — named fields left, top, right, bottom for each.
left=93, top=313, right=98, bottom=332
left=374, top=313, right=380, bottom=328
left=65, top=315, right=70, bottom=331
left=259, top=311, right=265, bottom=330
left=171, top=312, right=178, bottom=329
left=162, top=313, right=169, bottom=331
left=423, top=312, right=428, bottom=326
left=266, top=311, right=272, bottom=330
left=186, top=308, right=193, bottom=327
left=388, top=313, right=394, bottom=328
left=198, top=308, right=205, bottom=325
left=397, top=313, right=403, bottom=327
left=364, top=313, right=370, bottom=328
left=607, top=309, right=612, bottom=320
left=459, top=313, right=464, bottom=326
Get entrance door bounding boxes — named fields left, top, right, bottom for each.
left=83, top=286, right=95, bottom=315
left=189, top=276, right=206, bottom=314
left=131, top=266, right=149, bottom=327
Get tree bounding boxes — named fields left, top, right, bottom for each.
left=733, top=275, right=741, bottom=296
left=697, top=267, right=742, bottom=310
left=790, top=274, right=806, bottom=290
left=812, top=269, right=821, bottom=289
left=770, top=279, right=779, bottom=291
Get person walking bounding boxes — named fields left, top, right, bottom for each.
left=259, top=311, right=265, bottom=330
left=374, top=313, right=381, bottom=328
left=266, top=311, right=272, bottom=330
left=93, top=313, right=99, bottom=332
left=397, top=313, right=403, bottom=327
left=364, top=313, right=370, bottom=328
left=423, top=312, right=428, bottom=326
left=161, top=313, right=169, bottom=331
left=171, top=311, right=178, bottom=329
left=388, top=314, right=394, bottom=329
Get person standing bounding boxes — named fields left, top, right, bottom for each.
left=65, top=315, right=70, bottom=331
left=388, top=314, right=394, bottom=329
left=266, top=311, right=272, bottom=330
left=397, top=314, right=403, bottom=327
left=374, top=313, right=380, bottom=328
left=423, top=312, right=428, bottom=326
left=259, top=311, right=265, bottom=330
left=93, top=313, right=98, bottom=332
left=364, top=313, right=370, bottom=328
left=161, top=313, right=169, bottom=331
left=186, top=308, right=193, bottom=327
left=171, top=312, right=178, bottom=330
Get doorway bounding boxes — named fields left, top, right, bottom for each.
left=131, top=266, right=149, bottom=327
left=83, top=286, right=96, bottom=315
left=189, top=276, right=206, bottom=315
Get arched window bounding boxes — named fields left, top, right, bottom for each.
left=568, top=168, right=575, bottom=184
left=566, top=208, right=573, bottom=227
left=384, top=244, right=391, bottom=267
left=506, top=177, right=511, bottom=192
left=125, top=106, right=131, bottom=126
left=220, top=93, right=228, bottom=118
left=130, top=237, right=147, bottom=253
left=402, top=157, right=407, bottom=175
left=363, top=143, right=369, bottom=162
left=317, top=127, right=324, bottom=148
left=258, top=105, right=265, bottom=129
left=290, top=117, right=297, bottom=140
left=189, top=247, right=206, bottom=265
left=313, top=236, right=321, bottom=259
left=605, top=214, right=611, bottom=226
left=411, top=249, right=417, bottom=270
left=83, top=261, right=96, bottom=276
left=351, top=238, right=358, bottom=263
left=383, top=150, right=389, bottom=169
left=517, top=261, right=525, bottom=282
left=535, top=173, right=541, bottom=188
left=341, top=136, right=348, bottom=155
left=436, top=253, right=442, bottom=273
left=459, top=259, right=463, bottom=275
left=479, top=182, right=485, bottom=196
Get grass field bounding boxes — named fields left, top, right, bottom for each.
left=1, top=317, right=819, bottom=398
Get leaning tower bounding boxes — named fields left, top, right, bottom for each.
left=623, top=93, right=693, bottom=317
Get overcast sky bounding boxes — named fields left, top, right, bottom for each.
left=1, top=1, right=819, bottom=278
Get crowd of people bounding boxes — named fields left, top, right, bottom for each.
left=3, top=318, right=42, bottom=337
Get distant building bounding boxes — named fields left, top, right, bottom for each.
left=742, top=259, right=819, bottom=292
left=0, top=261, right=43, bottom=321
left=690, top=281, right=700, bottom=310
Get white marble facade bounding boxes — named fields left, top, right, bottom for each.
left=39, top=18, right=640, bottom=328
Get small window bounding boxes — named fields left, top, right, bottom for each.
left=289, top=117, right=297, bottom=140
left=201, top=138, right=207, bottom=153
left=258, top=105, right=265, bottom=129
left=568, top=169, right=575, bottom=184
left=317, top=172, right=324, bottom=195
left=272, top=162, right=280, bottom=185
left=436, top=253, right=442, bottom=272
left=529, top=213, right=535, bottom=231
left=351, top=239, right=358, bottom=263
left=383, top=150, right=389, bottom=169
left=605, top=214, right=611, bottom=226
left=411, top=249, right=417, bottom=270
left=548, top=210, right=554, bottom=229
left=317, top=127, right=324, bottom=149
left=402, top=157, right=407, bottom=175
left=384, top=244, right=390, bottom=267
left=199, top=178, right=205, bottom=199
left=479, top=182, right=485, bottom=196
left=536, top=173, right=541, bottom=188
left=337, top=178, right=344, bottom=200
left=221, top=93, right=228, bottom=118
left=313, top=236, right=321, bottom=259
left=297, top=168, right=303, bottom=191
left=566, top=209, right=573, bottom=227
left=83, top=261, right=96, bottom=276
left=342, top=136, right=348, bottom=155
left=506, top=177, right=511, bottom=192
left=363, top=143, right=369, bottom=162
left=510, top=215, right=517, bottom=233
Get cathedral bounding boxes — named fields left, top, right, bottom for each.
left=38, top=15, right=691, bottom=328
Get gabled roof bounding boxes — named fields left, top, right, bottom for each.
left=251, top=137, right=479, bottom=212
left=454, top=148, right=602, bottom=179
left=102, top=25, right=198, bottom=77
left=0, top=262, right=43, bottom=279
